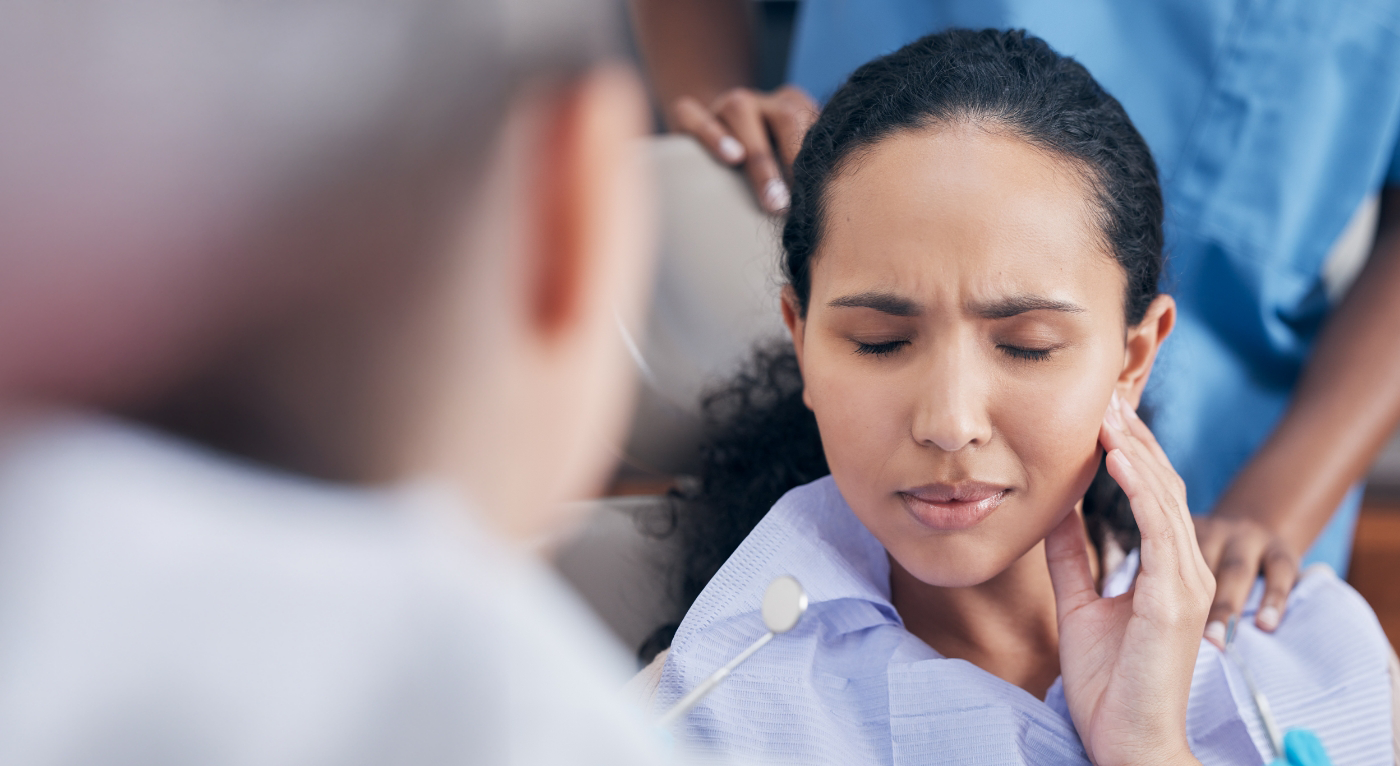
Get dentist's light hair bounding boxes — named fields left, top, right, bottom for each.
left=0, top=0, right=617, bottom=404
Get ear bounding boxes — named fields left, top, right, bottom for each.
left=780, top=285, right=814, bottom=409
left=525, top=67, right=648, bottom=340
left=444, top=65, right=651, bottom=539
left=1117, top=294, right=1176, bottom=409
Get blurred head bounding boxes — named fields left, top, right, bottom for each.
left=780, top=30, right=1175, bottom=587
left=0, top=1, right=654, bottom=540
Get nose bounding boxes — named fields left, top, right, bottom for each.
left=909, top=346, right=993, bottom=452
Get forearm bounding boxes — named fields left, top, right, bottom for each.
left=1216, top=188, right=1400, bottom=554
left=628, top=0, right=755, bottom=127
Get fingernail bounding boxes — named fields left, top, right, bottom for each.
left=1107, top=448, right=1131, bottom=472
left=763, top=178, right=790, bottom=212
left=718, top=135, right=745, bottom=164
left=1256, top=605, right=1280, bottom=631
left=1204, top=620, right=1227, bottom=648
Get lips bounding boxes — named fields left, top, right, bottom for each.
left=899, top=481, right=1009, bottom=531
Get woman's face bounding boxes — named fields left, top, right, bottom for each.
left=788, top=122, right=1140, bottom=587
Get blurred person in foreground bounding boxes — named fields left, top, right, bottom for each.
left=0, top=1, right=663, bottom=763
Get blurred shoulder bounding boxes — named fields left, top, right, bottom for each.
left=0, top=412, right=652, bottom=764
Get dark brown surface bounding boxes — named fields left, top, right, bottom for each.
left=606, top=475, right=678, bottom=497
left=1348, top=493, right=1400, bottom=650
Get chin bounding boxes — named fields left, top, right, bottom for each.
left=896, top=542, right=1018, bottom=588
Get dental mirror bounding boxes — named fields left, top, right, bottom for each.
left=761, top=575, right=808, bottom=633
left=656, top=576, right=808, bottom=728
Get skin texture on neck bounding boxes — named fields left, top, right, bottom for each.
left=890, top=508, right=1102, bottom=698
left=891, top=542, right=1061, bottom=697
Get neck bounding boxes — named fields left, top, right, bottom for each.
left=890, top=524, right=1099, bottom=699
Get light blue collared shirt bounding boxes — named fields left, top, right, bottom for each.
left=784, top=0, right=1400, bottom=572
left=658, top=476, right=1393, bottom=765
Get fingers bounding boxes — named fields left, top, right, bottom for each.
left=1256, top=544, right=1297, bottom=631
left=672, top=96, right=746, bottom=166
left=1203, top=535, right=1265, bottom=648
left=714, top=91, right=788, bottom=213
left=1100, top=395, right=1213, bottom=604
left=1103, top=443, right=1184, bottom=583
left=1045, top=507, right=1099, bottom=619
left=1193, top=515, right=1300, bottom=644
left=1101, top=418, right=1179, bottom=549
left=1116, top=394, right=1173, bottom=471
left=1193, top=517, right=1227, bottom=573
left=1113, top=394, right=1192, bottom=537
left=1102, top=394, right=1194, bottom=547
left=673, top=87, right=817, bottom=215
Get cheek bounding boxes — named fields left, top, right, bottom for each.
left=802, top=343, right=911, bottom=489
left=994, top=347, right=1119, bottom=504
left=799, top=334, right=1122, bottom=588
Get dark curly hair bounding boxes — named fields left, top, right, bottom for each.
left=640, top=28, right=1162, bottom=662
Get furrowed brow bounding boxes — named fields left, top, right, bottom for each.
left=827, top=291, right=921, bottom=317
left=972, top=294, right=1086, bottom=319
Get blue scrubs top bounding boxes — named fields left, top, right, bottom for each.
left=786, top=0, right=1400, bottom=570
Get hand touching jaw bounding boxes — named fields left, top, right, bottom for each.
left=1048, top=394, right=1213, bottom=766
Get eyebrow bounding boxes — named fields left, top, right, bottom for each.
left=827, top=291, right=920, bottom=316
left=970, top=294, right=1086, bottom=319
left=826, top=291, right=1085, bottom=319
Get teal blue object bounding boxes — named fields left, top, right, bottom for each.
left=1267, top=729, right=1332, bottom=766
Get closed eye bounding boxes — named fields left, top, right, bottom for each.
left=998, top=345, right=1054, bottom=361
left=855, top=339, right=910, bottom=357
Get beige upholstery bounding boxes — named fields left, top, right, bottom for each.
left=551, top=495, right=676, bottom=654
left=620, top=135, right=786, bottom=477
left=554, top=136, right=784, bottom=655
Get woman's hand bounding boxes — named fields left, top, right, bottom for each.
left=1046, top=391, right=1214, bottom=766
left=668, top=85, right=818, bottom=213
left=1192, top=514, right=1299, bottom=647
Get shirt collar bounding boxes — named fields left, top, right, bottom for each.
left=679, top=476, right=900, bottom=642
